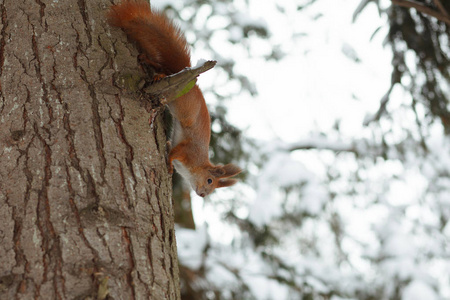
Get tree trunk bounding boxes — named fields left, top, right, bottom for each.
left=0, top=0, right=180, bottom=299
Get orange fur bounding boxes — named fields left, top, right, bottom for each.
left=107, top=0, right=190, bottom=74
left=108, top=0, right=241, bottom=197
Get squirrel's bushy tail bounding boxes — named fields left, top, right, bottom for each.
left=107, top=1, right=191, bottom=74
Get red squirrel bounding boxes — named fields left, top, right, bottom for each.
left=108, top=1, right=242, bottom=197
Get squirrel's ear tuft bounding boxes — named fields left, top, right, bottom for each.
left=217, top=178, right=238, bottom=188
left=209, top=164, right=242, bottom=178
left=209, top=167, right=226, bottom=178
left=222, top=164, right=242, bottom=178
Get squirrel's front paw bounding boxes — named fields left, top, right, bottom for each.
left=167, top=162, right=174, bottom=175
left=152, top=73, right=166, bottom=82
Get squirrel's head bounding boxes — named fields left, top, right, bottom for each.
left=193, top=163, right=242, bottom=197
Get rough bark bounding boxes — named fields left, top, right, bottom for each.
left=0, top=0, right=180, bottom=299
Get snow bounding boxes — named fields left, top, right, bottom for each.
left=233, top=12, right=267, bottom=32
left=193, top=58, right=207, bottom=68
left=248, top=151, right=327, bottom=226
left=402, top=280, right=438, bottom=300
left=331, top=297, right=356, bottom=300
left=176, top=226, right=208, bottom=270
left=152, top=0, right=182, bottom=9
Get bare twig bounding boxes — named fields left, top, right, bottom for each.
left=433, top=0, right=449, bottom=17
left=392, top=0, right=450, bottom=25
left=363, top=85, right=394, bottom=126
left=143, top=60, right=217, bottom=103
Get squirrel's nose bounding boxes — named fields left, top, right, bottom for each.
left=196, top=188, right=206, bottom=197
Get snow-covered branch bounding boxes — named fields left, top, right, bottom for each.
left=286, top=137, right=357, bottom=154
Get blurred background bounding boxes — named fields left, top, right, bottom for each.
left=156, top=0, right=450, bottom=299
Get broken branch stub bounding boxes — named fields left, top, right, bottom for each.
left=144, top=60, right=217, bottom=104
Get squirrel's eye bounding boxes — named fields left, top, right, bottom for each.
left=207, top=178, right=213, bottom=184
